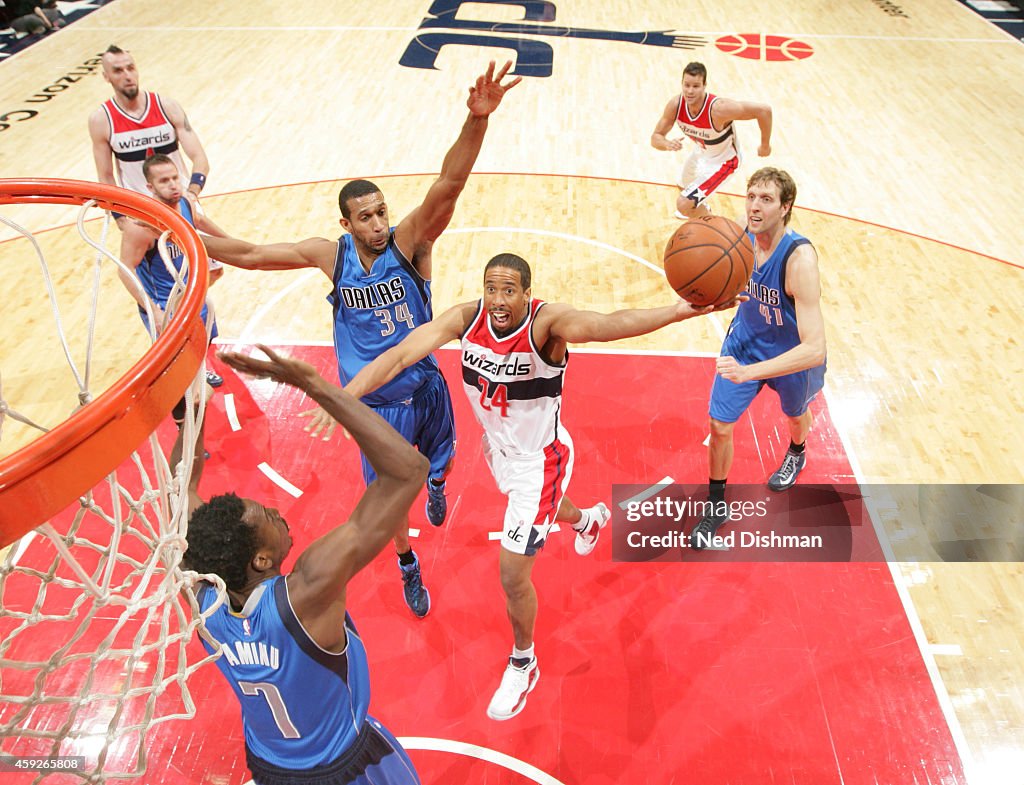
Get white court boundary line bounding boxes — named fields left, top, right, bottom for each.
left=823, top=385, right=978, bottom=783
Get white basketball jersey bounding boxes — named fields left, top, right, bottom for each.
left=460, top=299, right=566, bottom=455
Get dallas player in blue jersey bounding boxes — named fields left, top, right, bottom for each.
left=692, top=167, right=828, bottom=549
left=201, top=61, right=521, bottom=618
left=117, top=154, right=228, bottom=470
left=184, top=345, right=428, bottom=785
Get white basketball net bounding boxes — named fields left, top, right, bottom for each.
left=0, top=200, right=226, bottom=783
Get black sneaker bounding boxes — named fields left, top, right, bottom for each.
left=768, top=450, right=806, bottom=492
left=691, top=510, right=728, bottom=551
left=206, top=370, right=224, bottom=388
left=399, top=555, right=431, bottom=618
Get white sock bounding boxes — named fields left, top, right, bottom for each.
left=512, top=644, right=535, bottom=663
left=571, top=508, right=591, bottom=532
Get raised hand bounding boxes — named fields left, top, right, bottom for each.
left=467, top=60, right=522, bottom=117
left=298, top=405, right=342, bottom=441
left=217, top=344, right=320, bottom=391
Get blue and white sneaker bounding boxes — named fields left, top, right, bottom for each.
left=425, top=481, right=447, bottom=527
left=399, top=555, right=430, bottom=618
left=767, top=449, right=807, bottom=492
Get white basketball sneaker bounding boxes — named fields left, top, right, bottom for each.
left=486, top=657, right=540, bottom=721
left=574, top=502, right=610, bottom=556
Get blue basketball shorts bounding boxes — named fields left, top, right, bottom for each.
left=246, top=717, right=420, bottom=785
left=709, top=343, right=826, bottom=423
left=361, top=371, right=456, bottom=485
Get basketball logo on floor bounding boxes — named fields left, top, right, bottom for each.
left=716, top=34, right=815, bottom=61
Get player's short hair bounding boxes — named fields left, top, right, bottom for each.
left=104, top=44, right=126, bottom=56
left=747, top=167, right=798, bottom=225
left=184, top=493, right=258, bottom=592
left=485, top=253, right=532, bottom=290
left=683, top=61, right=707, bottom=83
left=338, top=179, right=382, bottom=219
left=142, top=154, right=176, bottom=182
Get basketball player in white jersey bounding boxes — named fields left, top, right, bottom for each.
left=89, top=45, right=210, bottom=215
left=651, top=61, right=773, bottom=221
left=343, top=253, right=740, bottom=721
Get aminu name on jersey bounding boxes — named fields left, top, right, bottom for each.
left=338, top=276, right=407, bottom=310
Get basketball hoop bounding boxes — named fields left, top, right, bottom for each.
left=0, top=179, right=227, bottom=783
left=0, top=179, right=209, bottom=541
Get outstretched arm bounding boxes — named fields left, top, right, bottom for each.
left=393, top=61, right=521, bottom=273
left=201, top=233, right=334, bottom=274
left=716, top=245, right=825, bottom=382
left=713, top=97, right=772, bottom=156
left=344, top=303, right=475, bottom=399
left=217, top=346, right=429, bottom=651
left=544, top=298, right=729, bottom=345
left=651, top=96, right=683, bottom=151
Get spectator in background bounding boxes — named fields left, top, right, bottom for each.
left=8, top=0, right=55, bottom=37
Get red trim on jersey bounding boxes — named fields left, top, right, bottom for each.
left=678, top=92, right=712, bottom=126
left=533, top=437, right=570, bottom=527
left=464, top=299, right=544, bottom=353
left=103, top=92, right=169, bottom=131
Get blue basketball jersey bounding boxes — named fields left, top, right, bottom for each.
left=198, top=577, right=371, bottom=770
left=725, top=228, right=820, bottom=363
left=136, top=198, right=195, bottom=306
left=327, top=232, right=438, bottom=406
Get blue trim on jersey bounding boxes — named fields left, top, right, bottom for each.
left=327, top=231, right=439, bottom=405
left=272, top=578, right=349, bottom=678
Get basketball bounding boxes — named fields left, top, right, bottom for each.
left=663, top=215, right=755, bottom=306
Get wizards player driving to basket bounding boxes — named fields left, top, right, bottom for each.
left=342, top=253, right=737, bottom=721
left=200, top=61, right=521, bottom=619
left=185, top=345, right=428, bottom=785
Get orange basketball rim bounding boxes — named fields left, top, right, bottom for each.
left=0, top=179, right=209, bottom=547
